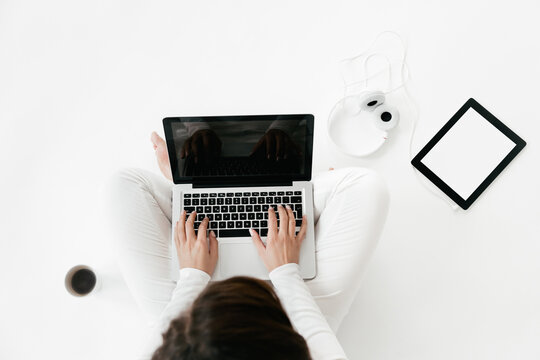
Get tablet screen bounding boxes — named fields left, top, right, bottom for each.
left=421, top=107, right=515, bottom=199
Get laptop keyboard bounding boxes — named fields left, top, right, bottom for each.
left=182, top=190, right=303, bottom=238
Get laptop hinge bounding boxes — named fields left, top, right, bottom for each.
left=193, top=180, right=293, bottom=188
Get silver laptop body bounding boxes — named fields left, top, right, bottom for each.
left=163, top=114, right=316, bottom=281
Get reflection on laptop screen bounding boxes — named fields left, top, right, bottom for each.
left=168, top=115, right=312, bottom=180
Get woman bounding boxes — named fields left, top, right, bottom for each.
left=105, top=132, right=389, bottom=359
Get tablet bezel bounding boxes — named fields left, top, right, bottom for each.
left=411, top=98, right=526, bottom=210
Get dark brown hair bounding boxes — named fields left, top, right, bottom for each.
left=151, top=276, right=311, bottom=360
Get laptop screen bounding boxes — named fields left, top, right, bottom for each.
left=163, top=114, right=314, bottom=185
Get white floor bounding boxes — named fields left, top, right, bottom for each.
left=1, top=1, right=539, bottom=359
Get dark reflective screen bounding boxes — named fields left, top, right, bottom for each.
left=169, top=116, right=311, bottom=180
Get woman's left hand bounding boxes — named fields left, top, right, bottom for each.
left=175, top=210, right=218, bottom=276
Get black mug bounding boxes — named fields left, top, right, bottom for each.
left=65, top=265, right=99, bottom=297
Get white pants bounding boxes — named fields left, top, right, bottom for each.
left=106, top=167, right=389, bottom=332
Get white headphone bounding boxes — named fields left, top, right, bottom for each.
left=327, top=31, right=409, bottom=157
left=327, top=89, right=400, bottom=157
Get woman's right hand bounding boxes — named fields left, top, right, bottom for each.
left=249, top=205, right=307, bottom=272
left=175, top=210, right=219, bottom=276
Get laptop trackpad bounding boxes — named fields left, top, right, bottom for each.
left=219, top=242, right=268, bottom=279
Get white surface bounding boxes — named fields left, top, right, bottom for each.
left=1, top=1, right=539, bottom=359
left=422, top=107, right=517, bottom=200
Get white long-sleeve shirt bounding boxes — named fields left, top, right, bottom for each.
left=141, top=264, right=347, bottom=360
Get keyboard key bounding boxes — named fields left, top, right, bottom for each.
left=240, top=213, right=247, bottom=220
left=243, top=221, right=251, bottom=228
left=226, top=192, right=234, bottom=197
left=260, top=228, right=268, bottom=236
left=219, top=221, right=226, bottom=228
left=192, top=199, right=199, bottom=205
left=256, top=213, right=263, bottom=219
left=215, top=214, right=222, bottom=221
left=295, top=204, right=302, bottom=215
left=242, top=198, right=249, bottom=204
left=248, top=213, right=255, bottom=220
left=218, top=193, right=225, bottom=197
left=227, top=221, right=234, bottom=228
left=209, top=198, right=216, bottom=205
left=238, top=205, right=245, bottom=212
left=231, top=213, right=238, bottom=220
left=213, top=206, right=220, bottom=213
left=219, top=229, right=250, bottom=238
left=184, top=199, right=191, bottom=205
left=261, top=220, right=268, bottom=227
left=291, top=196, right=302, bottom=203
left=264, top=213, right=269, bottom=219
left=286, top=191, right=293, bottom=195
left=274, top=197, right=281, bottom=203
left=254, top=205, right=261, bottom=212
left=207, top=214, right=214, bottom=221
left=229, top=205, right=237, bottom=212
left=210, top=221, right=218, bottom=229
left=196, top=206, right=203, bottom=213
left=204, top=206, right=211, bottom=213
left=294, top=191, right=301, bottom=195
left=221, top=206, right=228, bottom=212
left=184, top=194, right=191, bottom=198
left=225, top=198, right=232, bottom=205
left=235, top=221, right=243, bottom=228
left=252, top=220, right=260, bottom=227
left=296, top=220, right=303, bottom=226
left=210, top=193, right=217, bottom=197
left=250, top=198, right=257, bottom=204
left=243, top=192, right=251, bottom=196
left=257, top=197, right=265, bottom=204
left=262, top=205, right=269, bottom=211
left=223, top=214, right=231, bottom=220
left=269, top=191, right=276, bottom=196
left=184, top=206, right=195, bottom=213
left=194, top=221, right=201, bottom=228
left=282, top=196, right=289, bottom=203
left=277, top=191, right=284, bottom=195
left=246, top=205, right=253, bottom=212
left=235, top=192, right=242, bottom=196
left=266, top=197, right=273, bottom=203
left=233, top=198, right=240, bottom=204
left=201, top=193, right=208, bottom=198
left=217, top=198, right=224, bottom=205
left=197, top=214, right=205, bottom=221
left=193, top=193, right=200, bottom=198
left=201, top=198, right=208, bottom=205
left=252, top=192, right=259, bottom=196
left=261, top=192, right=268, bottom=196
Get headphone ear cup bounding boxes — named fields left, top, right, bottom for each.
left=358, top=91, right=385, bottom=112
left=373, top=104, right=400, bottom=131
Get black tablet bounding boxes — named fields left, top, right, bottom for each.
left=411, top=98, right=526, bottom=210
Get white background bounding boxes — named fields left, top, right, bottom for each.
left=1, top=1, right=539, bottom=359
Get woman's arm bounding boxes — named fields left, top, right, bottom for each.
left=140, top=268, right=210, bottom=359
left=155, top=268, right=210, bottom=333
left=140, top=211, right=218, bottom=359
left=250, top=205, right=347, bottom=360
left=270, top=263, right=347, bottom=360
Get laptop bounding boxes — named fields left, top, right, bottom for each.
left=163, top=114, right=316, bottom=280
